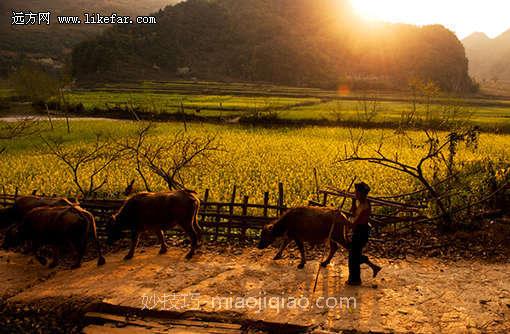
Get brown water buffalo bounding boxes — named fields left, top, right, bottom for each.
left=107, top=190, right=201, bottom=260
left=257, top=207, right=350, bottom=269
left=0, top=196, right=76, bottom=228
left=2, top=205, right=106, bottom=269
left=0, top=207, right=11, bottom=229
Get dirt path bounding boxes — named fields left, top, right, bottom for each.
left=1, top=247, right=509, bottom=333
left=0, top=115, right=117, bottom=122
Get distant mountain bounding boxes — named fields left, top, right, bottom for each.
left=0, top=0, right=179, bottom=76
left=72, top=0, right=476, bottom=92
left=463, top=29, right=510, bottom=81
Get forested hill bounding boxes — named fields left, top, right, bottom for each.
left=0, top=0, right=176, bottom=76
left=72, top=0, right=476, bottom=92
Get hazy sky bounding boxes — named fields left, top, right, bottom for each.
left=350, top=0, right=510, bottom=39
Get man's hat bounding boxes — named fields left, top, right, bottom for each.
left=355, top=182, right=371, bottom=195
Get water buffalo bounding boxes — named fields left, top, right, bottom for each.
left=2, top=205, right=106, bottom=269
left=0, top=207, right=11, bottom=229
left=257, top=206, right=350, bottom=269
left=0, top=196, right=76, bottom=229
left=107, top=190, right=201, bottom=260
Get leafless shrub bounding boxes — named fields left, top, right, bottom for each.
left=0, top=117, right=39, bottom=139
left=339, top=125, right=482, bottom=231
left=119, top=123, right=222, bottom=191
left=327, top=101, right=344, bottom=122
left=42, top=134, right=126, bottom=198
left=0, top=117, right=40, bottom=154
left=356, top=95, right=380, bottom=123
left=404, top=78, right=473, bottom=129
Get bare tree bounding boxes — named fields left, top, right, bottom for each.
left=406, top=78, right=450, bottom=128
left=327, top=101, right=344, bottom=122
left=0, top=118, right=39, bottom=139
left=42, top=134, right=125, bottom=198
left=0, top=117, right=40, bottom=154
left=118, top=123, right=153, bottom=191
left=339, top=125, right=481, bottom=230
left=120, top=123, right=222, bottom=191
left=356, top=95, right=380, bottom=123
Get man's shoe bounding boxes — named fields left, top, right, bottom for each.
left=345, top=280, right=362, bottom=286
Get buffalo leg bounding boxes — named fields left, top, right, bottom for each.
left=22, top=240, right=33, bottom=255
left=35, top=255, right=47, bottom=266
left=48, top=246, right=60, bottom=269
left=273, top=238, right=291, bottom=260
left=181, top=222, right=198, bottom=260
left=32, top=241, right=47, bottom=266
left=72, top=237, right=87, bottom=269
left=124, top=231, right=140, bottom=260
left=295, top=239, right=306, bottom=269
left=321, top=240, right=339, bottom=268
left=156, top=230, right=168, bottom=254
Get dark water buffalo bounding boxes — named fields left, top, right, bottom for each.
left=2, top=205, right=106, bottom=269
left=0, top=207, right=11, bottom=229
left=0, top=196, right=76, bottom=229
left=107, top=190, right=201, bottom=260
left=258, top=207, right=350, bottom=269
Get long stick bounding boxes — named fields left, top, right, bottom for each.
left=313, top=177, right=356, bottom=293
left=313, top=168, right=320, bottom=202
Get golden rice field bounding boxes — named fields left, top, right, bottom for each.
left=0, top=120, right=508, bottom=206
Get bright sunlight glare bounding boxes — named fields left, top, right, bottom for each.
left=350, top=0, right=510, bottom=38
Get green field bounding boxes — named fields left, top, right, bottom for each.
left=64, top=91, right=320, bottom=113
left=0, top=80, right=12, bottom=99
left=1, top=120, right=508, bottom=205
left=0, top=89, right=12, bottom=99
left=283, top=100, right=510, bottom=128
left=55, top=81, right=510, bottom=131
left=3, top=80, right=510, bottom=132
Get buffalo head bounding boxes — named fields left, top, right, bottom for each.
left=257, top=224, right=276, bottom=249
left=2, top=223, right=23, bottom=250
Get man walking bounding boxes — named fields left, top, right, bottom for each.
left=346, top=182, right=381, bottom=286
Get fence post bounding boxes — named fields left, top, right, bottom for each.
left=278, top=182, right=284, bottom=215
left=228, top=185, right=236, bottom=239
left=214, top=204, right=221, bottom=242
left=322, top=192, right=328, bottom=207
left=202, top=189, right=209, bottom=241
left=263, top=191, right=269, bottom=218
left=241, top=195, right=249, bottom=241
left=14, top=187, right=19, bottom=199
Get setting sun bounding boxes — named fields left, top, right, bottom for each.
left=350, top=0, right=510, bottom=38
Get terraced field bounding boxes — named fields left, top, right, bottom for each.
left=54, top=81, right=510, bottom=132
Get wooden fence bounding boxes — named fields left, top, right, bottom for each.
left=309, top=186, right=430, bottom=234
left=4, top=180, right=503, bottom=242
left=0, top=181, right=428, bottom=242
left=0, top=183, right=288, bottom=242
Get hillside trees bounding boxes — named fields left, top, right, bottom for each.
left=71, top=0, right=476, bottom=92
left=8, top=64, right=73, bottom=131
